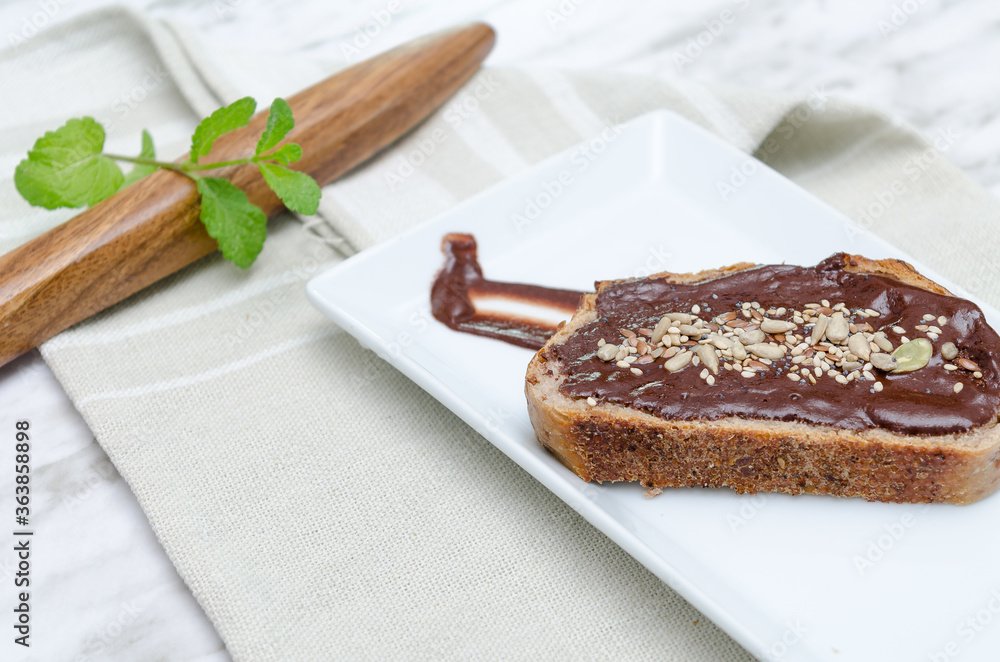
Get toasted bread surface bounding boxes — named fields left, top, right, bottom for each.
left=526, top=255, right=1000, bottom=504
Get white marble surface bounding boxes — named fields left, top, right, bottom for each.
left=2, top=0, right=999, bottom=659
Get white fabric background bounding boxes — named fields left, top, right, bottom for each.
left=3, top=4, right=1000, bottom=660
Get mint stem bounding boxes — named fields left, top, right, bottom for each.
left=105, top=153, right=253, bottom=173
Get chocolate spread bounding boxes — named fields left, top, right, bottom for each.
left=431, top=234, right=1000, bottom=436
left=431, top=233, right=582, bottom=349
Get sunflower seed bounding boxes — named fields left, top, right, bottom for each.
left=847, top=333, right=871, bottom=361
left=597, top=344, right=618, bottom=361
left=731, top=340, right=748, bottom=361
left=957, top=357, right=982, bottom=372
left=741, top=329, right=766, bottom=345
left=651, top=316, right=673, bottom=345
left=760, top=318, right=797, bottom=334
left=870, top=353, right=898, bottom=372
left=695, top=344, right=720, bottom=374
left=664, top=350, right=693, bottom=373
left=871, top=332, right=893, bottom=352
left=679, top=324, right=703, bottom=337
left=824, top=312, right=849, bottom=343
left=809, top=315, right=830, bottom=345
left=746, top=343, right=786, bottom=360
left=710, top=335, right=732, bottom=350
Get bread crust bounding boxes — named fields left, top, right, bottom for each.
left=525, top=255, right=1000, bottom=504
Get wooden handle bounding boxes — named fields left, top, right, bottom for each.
left=0, top=23, right=495, bottom=368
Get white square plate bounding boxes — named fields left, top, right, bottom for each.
left=307, top=111, right=1000, bottom=661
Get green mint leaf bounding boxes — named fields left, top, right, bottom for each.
left=255, top=98, right=294, bottom=155
left=196, top=177, right=267, bottom=268
left=259, top=163, right=320, bottom=215
left=268, top=143, right=302, bottom=165
left=121, top=130, right=157, bottom=188
left=190, top=97, right=256, bottom=163
left=14, top=117, right=123, bottom=209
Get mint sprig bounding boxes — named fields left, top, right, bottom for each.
left=13, top=96, right=321, bottom=268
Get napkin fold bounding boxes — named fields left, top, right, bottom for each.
left=4, top=6, right=999, bottom=661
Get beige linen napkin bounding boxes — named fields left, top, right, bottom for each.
left=4, top=6, right=1000, bottom=661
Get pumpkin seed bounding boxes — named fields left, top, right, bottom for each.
left=890, top=338, right=932, bottom=373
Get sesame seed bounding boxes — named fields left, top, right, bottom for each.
left=938, top=316, right=948, bottom=326
left=615, top=360, right=630, bottom=369
left=586, top=396, right=597, bottom=406
left=922, top=314, right=936, bottom=322
left=954, top=382, right=964, bottom=394
left=944, top=364, right=958, bottom=371
left=787, top=373, right=801, bottom=381
left=706, top=375, right=716, bottom=386
left=741, top=370, right=755, bottom=378
left=873, top=381, right=884, bottom=392
left=597, top=338, right=606, bottom=346
left=974, top=371, right=983, bottom=379
left=892, top=326, right=906, bottom=334
left=630, top=367, right=643, bottom=376
left=691, top=304, right=701, bottom=314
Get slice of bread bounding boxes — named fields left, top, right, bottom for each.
left=525, top=255, right=1000, bottom=504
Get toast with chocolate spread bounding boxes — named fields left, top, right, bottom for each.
left=525, top=254, right=1000, bottom=504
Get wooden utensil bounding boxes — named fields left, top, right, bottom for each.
left=0, top=22, right=495, bottom=368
